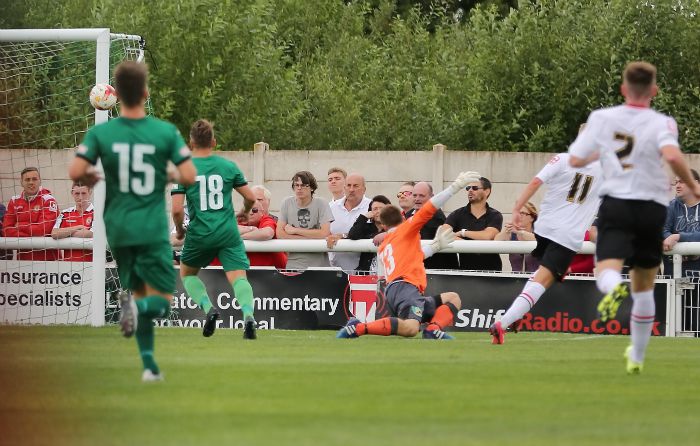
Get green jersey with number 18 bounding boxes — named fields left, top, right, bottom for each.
left=171, top=155, right=247, bottom=247
left=77, top=116, right=191, bottom=248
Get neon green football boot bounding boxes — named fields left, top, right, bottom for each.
left=624, top=345, right=643, bottom=375
left=597, top=283, right=629, bottom=322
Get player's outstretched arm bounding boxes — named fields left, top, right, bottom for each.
left=235, top=184, right=256, bottom=216
left=175, top=159, right=197, bottom=187
left=569, top=152, right=599, bottom=168
left=430, top=171, right=481, bottom=209
left=68, top=157, right=101, bottom=187
left=511, top=177, right=543, bottom=228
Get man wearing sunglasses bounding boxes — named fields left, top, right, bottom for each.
left=396, top=182, right=416, bottom=217
left=446, top=177, right=503, bottom=271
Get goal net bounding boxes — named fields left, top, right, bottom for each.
left=0, top=29, right=149, bottom=326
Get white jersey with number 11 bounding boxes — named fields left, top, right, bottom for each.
left=534, top=153, right=602, bottom=252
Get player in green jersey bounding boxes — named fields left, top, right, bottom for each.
left=69, top=61, right=196, bottom=382
left=172, top=119, right=259, bottom=339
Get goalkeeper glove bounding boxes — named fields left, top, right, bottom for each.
left=429, top=224, right=456, bottom=253
left=449, top=171, right=481, bottom=194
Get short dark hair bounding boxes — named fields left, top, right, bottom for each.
left=479, top=177, right=492, bottom=199
left=292, top=171, right=318, bottom=195
left=20, top=167, right=39, bottom=178
left=369, top=194, right=391, bottom=211
left=623, top=61, right=656, bottom=97
left=379, top=205, right=403, bottom=228
left=114, top=61, right=148, bottom=107
left=479, top=177, right=492, bottom=190
left=190, top=119, right=214, bottom=149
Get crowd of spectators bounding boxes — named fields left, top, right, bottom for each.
left=13, top=161, right=697, bottom=276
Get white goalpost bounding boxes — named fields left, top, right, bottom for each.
left=0, top=28, right=146, bottom=326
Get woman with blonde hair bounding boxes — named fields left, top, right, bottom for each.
left=495, top=202, right=539, bottom=272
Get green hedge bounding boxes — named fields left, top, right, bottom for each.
left=5, top=0, right=700, bottom=151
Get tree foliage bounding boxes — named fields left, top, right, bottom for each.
left=4, top=0, right=700, bottom=151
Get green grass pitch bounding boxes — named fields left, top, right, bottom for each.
left=1, top=326, right=699, bottom=446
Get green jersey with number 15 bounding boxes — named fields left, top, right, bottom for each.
left=77, top=116, right=191, bottom=248
left=171, top=155, right=247, bottom=247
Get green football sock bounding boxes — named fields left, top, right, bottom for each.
left=232, top=277, right=255, bottom=319
left=134, top=296, right=171, bottom=374
left=135, top=295, right=171, bottom=319
left=182, top=275, right=213, bottom=315
left=136, top=314, right=159, bottom=374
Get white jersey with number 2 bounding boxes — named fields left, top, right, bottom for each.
left=569, top=104, right=678, bottom=206
left=534, top=153, right=602, bottom=252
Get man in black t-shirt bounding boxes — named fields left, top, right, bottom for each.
left=446, top=177, right=503, bottom=271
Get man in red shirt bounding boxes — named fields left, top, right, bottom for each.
left=237, top=185, right=287, bottom=269
left=51, top=182, right=94, bottom=261
left=2, top=167, right=59, bottom=260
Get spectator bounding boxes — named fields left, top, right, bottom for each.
left=277, top=171, right=333, bottom=269
left=372, top=182, right=415, bottom=247
left=397, top=181, right=416, bottom=217
left=51, top=182, right=94, bottom=261
left=663, top=169, right=700, bottom=275
left=347, top=194, right=391, bottom=272
left=2, top=167, right=59, bottom=260
left=326, top=173, right=372, bottom=272
left=446, top=176, right=503, bottom=271
left=406, top=182, right=459, bottom=270
left=495, top=201, right=539, bottom=273
left=251, top=184, right=277, bottom=222
left=237, top=185, right=288, bottom=269
left=327, top=167, right=347, bottom=205
left=568, top=228, right=596, bottom=274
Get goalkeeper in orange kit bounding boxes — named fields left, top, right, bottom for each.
left=337, top=171, right=480, bottom=340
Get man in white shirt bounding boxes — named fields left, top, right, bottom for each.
left=326, top=173, right=371, bottom=272
left=569, top=61, right=700, bottom=374
left=490, top=153, right=601, bottom=344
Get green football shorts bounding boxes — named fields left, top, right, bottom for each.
left=112, top=242, right=177, bottom=294
left=180, top=241, right=250, bottom=271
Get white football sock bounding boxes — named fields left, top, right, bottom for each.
left=596, top=269, right=622, bottom=295
left=630, top=290, right=655, bottom=363
left=499, top=280, right=547, bottom=328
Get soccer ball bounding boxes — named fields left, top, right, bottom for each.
left=89, top=83, right=117, bottom=110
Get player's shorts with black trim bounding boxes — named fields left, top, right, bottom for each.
left=384, top=280, right=439, bottom=322
left=181, top=241, right=250, bottom=271
left=112, top=241, right=176, bottom=293
left=596, top=196, right=667, bottom=268
left=531, top=233, right=577, bottom=281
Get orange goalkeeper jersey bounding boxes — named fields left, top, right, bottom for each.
left=378, top=201, right=438, bottom=293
